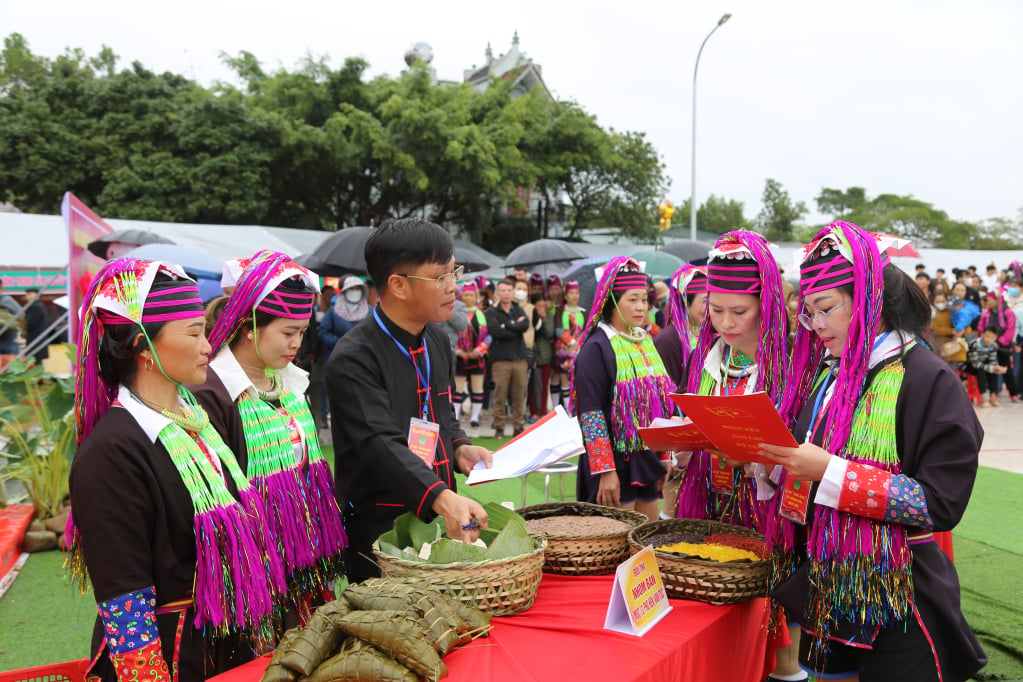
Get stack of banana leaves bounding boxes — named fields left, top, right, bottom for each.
left=377, top=503, right=534, bottom=563
left=261, top=578, right=493, bottom=682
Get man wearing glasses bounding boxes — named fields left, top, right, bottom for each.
left=326, top=218, right=493, bottom=582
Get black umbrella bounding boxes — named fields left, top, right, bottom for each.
left=454, top=240, right=502, bottom=273
left=503, top=239, right=586, bottom=269
left=454, top=247, right=492, bottom=274
left=659, top=239, right=714, bottom=264
left=295, top=227, right=374, bottom=277
left=558, top=255, right=613, bottom=314
left=87, top=229, right=175, bottom=259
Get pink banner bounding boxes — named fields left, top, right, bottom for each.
left=62, top=193, right=112, bottom=341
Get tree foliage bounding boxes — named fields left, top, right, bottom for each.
left=0, top=34, right=668, bottom=250
left=755, top=178, right=807, bottom=242
left=814, top=186, right=1020, bottom=249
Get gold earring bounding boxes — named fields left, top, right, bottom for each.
left=247, top=332, right=253, bottom=340
left=145, top=356, right=154, bottom=372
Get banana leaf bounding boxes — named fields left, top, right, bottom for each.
left=483, top=515, right=534, bottom=561
left=482, top=501, right=524, bottom=531
left=377, top=539, right=420, bottom=562
left=408, top=514, right=444, bottom=550
left=306, top=638, right=417, bottom=682
left=378, top=512, right=415, bottom=548
left=427, top=538, right=487, bottom=564
left=334, top=610, right=447, bottom=682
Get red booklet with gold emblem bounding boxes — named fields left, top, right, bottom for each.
left=666, top=392, right=798, bottom=465
left=638, top=418, right=715, bottom=453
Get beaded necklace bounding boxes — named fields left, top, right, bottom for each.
left=236, top=368, right=346, bottom=596
left=605, top=327, right=675, bottom=453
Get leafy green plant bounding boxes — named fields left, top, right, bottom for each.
left=0, top=352, right=75, bottom=518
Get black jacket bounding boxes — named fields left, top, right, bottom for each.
left=485, top=303, right=529, bottom=361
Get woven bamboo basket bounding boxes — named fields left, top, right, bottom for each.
left=627, top=518, right=768, bottom=605
left=371, top=534, right=547, bottom=616
left=518, top=502, right=649, bottom=575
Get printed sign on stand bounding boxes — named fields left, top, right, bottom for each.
left=604, top=546, right=672, bottom=636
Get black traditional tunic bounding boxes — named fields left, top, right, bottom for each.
left=69, top=394, right=252, bottom=681
left=774, top=344, right=987, bottom=682
left=574, top=325, right=670, bottom=503
left=326, top=306, right=471, bottom=581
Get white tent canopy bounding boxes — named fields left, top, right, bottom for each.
left=0, top=213, right=335, bottom=269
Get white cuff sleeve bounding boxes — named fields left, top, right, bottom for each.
left=813, top=456, right=848, bottom=509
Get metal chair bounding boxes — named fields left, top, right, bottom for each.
left=520, top=458, right=578, bottom=507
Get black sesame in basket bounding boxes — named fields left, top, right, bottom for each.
left=645, top=531, right=706, bottom=547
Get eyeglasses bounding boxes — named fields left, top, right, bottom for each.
left=797, top=298, right=850, bottom=331
left=401, top=265, right=465, bottom=289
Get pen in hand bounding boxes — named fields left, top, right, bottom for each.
left=461, top=519, right=480, bottom=531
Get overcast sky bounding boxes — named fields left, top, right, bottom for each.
left=4, top=0, right=1022, bottom=227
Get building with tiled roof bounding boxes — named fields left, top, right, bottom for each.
left=463, top=32, right=552, bottom=101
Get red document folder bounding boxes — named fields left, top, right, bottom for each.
left=668, top=392, right=798, bottom=465
left=638, top=420, right=715, bottom=453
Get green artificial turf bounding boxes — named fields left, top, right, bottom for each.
left=954, top=466, right=1023, bottom=681
left=0, top=550, right=93, bottom=671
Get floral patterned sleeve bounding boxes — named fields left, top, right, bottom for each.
left=98, top=587, right=171, bottom=682
left=816, top=458, right=933, bottom=529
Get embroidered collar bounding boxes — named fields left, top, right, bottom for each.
left=210, top=346, right=310, bottom=402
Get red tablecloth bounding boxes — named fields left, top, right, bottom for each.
left=211, top=573, right=772, bottom=682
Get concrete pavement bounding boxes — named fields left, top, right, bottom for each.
left=973, top=400, right=1023, bottom=475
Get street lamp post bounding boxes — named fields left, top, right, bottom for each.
left=690, top=13, right=732, bottom=242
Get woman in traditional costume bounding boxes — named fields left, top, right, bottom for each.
left=573, top=257, right=676, bottom=521
left=654, top=264, right=709, bottom=388
left=67, top=259, right=280, bottom=681
left=194, top=251, right=346, bottom=623
left=453, top=280, right=491, bottom=427
left=653, top=264, right=709, bottom=520
left=675, top=230, right=789, bottom=530
left=762, top=221, right=986, bottom=681
left=552, top=279, right=586, bottom=412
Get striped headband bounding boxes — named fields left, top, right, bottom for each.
left=800, top=234, right=889, bottom=295
left=257, top=278, right=315, bottom=319
left=707, top=256, right=763, bottom=294
left=90, top=260, right=202, bottom=325
left=612, top=272, right=650, bottom=293
left=564, top=279, right=580, bottom=292
left=139, top=281, right=203, bottom=323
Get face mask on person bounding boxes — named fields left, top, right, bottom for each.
left=934, top=302, right=947, bottom=311
left=514, top=289, right=528, bottom=302
left=1009, top=287, right=1020, bottom=298
left=344, top=289, right=364, bottom=304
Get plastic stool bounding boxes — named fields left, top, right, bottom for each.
left=520, top=460, right=577, bottom=507
left=964, top=372, right=982, bottom=405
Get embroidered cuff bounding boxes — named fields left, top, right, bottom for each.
left=108, top=639, right=171, bottom=682
left=830, top=461, right=933, bottom=529
left=580, top=411, right=615, bottom=474
left=882, top=474, right=933, bottom=528
left=98, top=588, right=160, bottom=655
left=813, top=456, right=847, bottom=508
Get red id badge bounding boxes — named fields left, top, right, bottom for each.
left=709, top=453, right=733, bottom=493
left=408, top=418, right=440, bottom=467
left=779, top=473, right=811, bottom=524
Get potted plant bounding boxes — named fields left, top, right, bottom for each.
left=0, top=352, right=75, bottom=551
